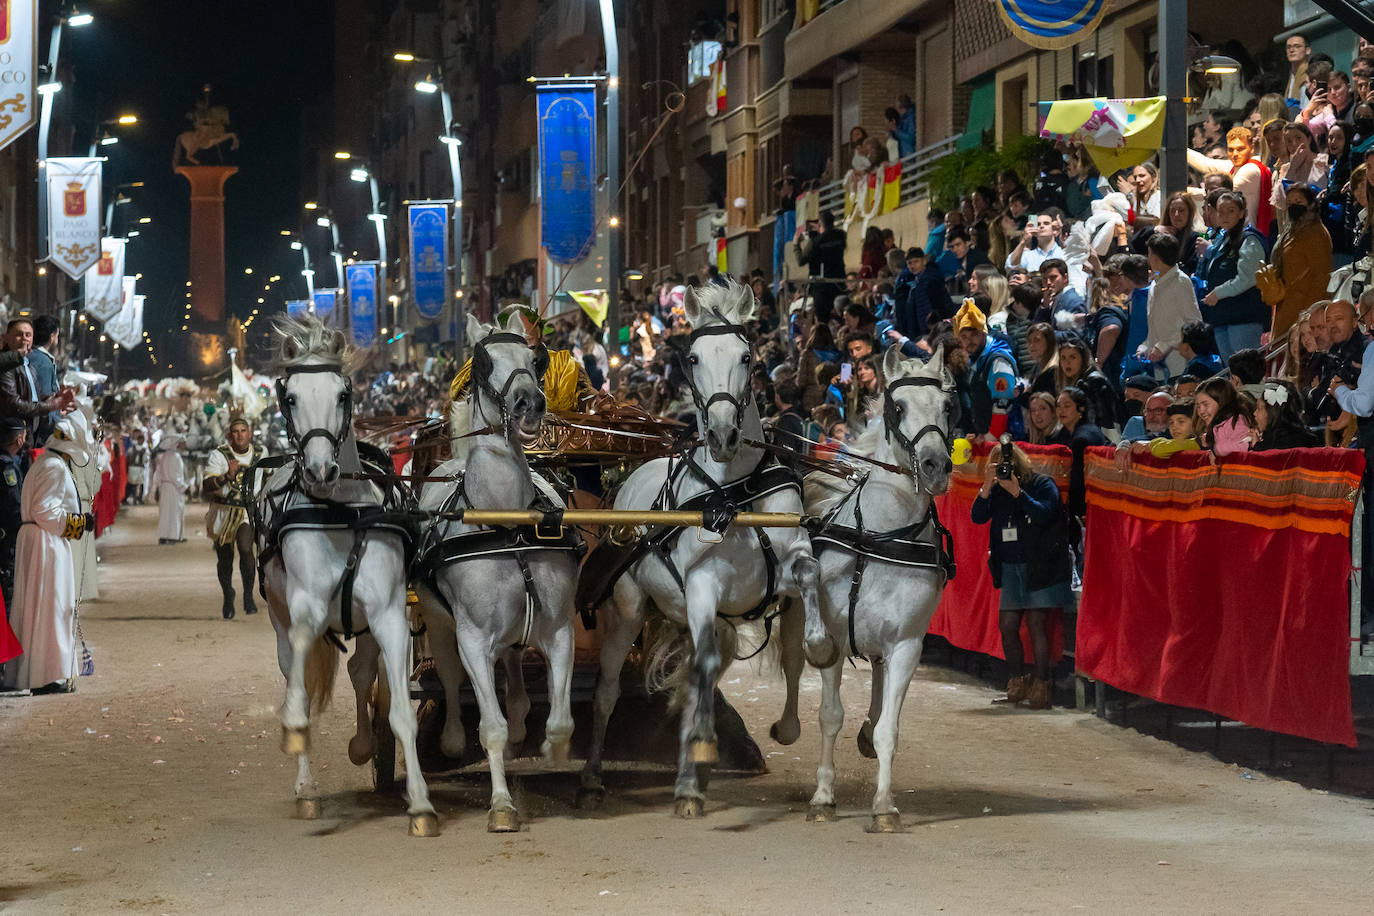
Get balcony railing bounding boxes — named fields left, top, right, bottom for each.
left=813, top=135, right=959, bottom=218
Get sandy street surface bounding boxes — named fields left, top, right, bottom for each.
left=1, top=505, right=1371, bottom=915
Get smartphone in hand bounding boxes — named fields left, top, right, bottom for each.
left=839, top=363, right=853, bottom=384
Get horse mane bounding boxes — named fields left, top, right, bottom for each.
left=270, top=314, right=355, bottom=373
left=688, top=277, right=755, bottom=327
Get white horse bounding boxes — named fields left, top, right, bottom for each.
left=579, top=279, right=838, bottom=817
left=410, top=314, right=583, bottom=832
left=256, top=316, right=437, bottom=836
left=802, top=344, right=956, bottom=832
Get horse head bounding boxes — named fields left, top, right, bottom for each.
left=466, top=313, right=549, bottom=446
left=881, top=343, right=956, bottom=495
left=274, top=316, right=353, bottom=493
left=681, top=279, right=757, bottom=462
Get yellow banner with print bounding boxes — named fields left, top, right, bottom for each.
left=1039, top=97, right=1167, bottom=174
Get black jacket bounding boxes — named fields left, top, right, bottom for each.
left=971, top=472, right=1074, bottom=592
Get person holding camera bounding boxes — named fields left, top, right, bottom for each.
left=793, top=209, right=847, bottom=323
left=972, top=437, right=1075, bottom=709
left=1315, top=299, right=1368, bottom=442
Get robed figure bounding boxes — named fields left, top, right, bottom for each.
left=155, top=437, right=188, bottom=544
left=2, top=418, right=93, bottom=691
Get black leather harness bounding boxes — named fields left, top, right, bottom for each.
left=252, top=442, right=419, bottom=645
left=410, top=332, right=584, bottom=647
left=580, top=450, right=801, bottom=645
left=808, top=374, right=957, bottom=661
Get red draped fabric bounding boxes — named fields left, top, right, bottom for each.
left=1076, top=447, right=1364, bottom=747
left=94, top=441, right=119, bottom=537
left=0, top=588, right=19, bottom=666
left=928, top=444, right=1068, bottom=661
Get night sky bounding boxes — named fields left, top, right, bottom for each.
left=59, top=0, right=334, bottom=370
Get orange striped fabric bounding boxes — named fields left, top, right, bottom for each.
left=1085, top=447, right=1364, bottom=536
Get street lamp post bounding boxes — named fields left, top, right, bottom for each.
left=36, top=8, right=93, bottom=316
left=287, top=233, right=315, bottom=299
left=348, top=161, right=390, bottom=324
left=598, top=0, right=622, bottom=359
left=395, top=52, right=465, bottom=350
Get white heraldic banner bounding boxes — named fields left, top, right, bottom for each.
left=83, top=237, right=126, bottom=322
left=47, top=157, right=103, bottom=279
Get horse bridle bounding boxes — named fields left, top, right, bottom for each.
left=883, top=375, right=952, bottom=483
left=471, top=332, right=549, bottom=433
left=682, top=311, right=753, bottom=431
left=276, top=364, right=354, bottom=462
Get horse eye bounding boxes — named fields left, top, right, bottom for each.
left=740, top=353, right=750, bottom=364
left=286, top=396, right=297, bottom=408
left=893, top=402, right=904, bottom=414
left=338, top=392, right=348, bottom=404
left=689, top=353, right=700, bottom=366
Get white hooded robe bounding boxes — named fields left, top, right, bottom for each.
left=155, top=449, right=187, bottom=541
left=3, top=449, right=80, bottom=689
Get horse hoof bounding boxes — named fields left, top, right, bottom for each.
left=806, top=804, right=837, bottom=823
left=856, top=721, right=877, bottom=759
left=409, top=812, right=441, bottom=837
left=674, top=797, right=705, bottom=819
left=769, top=719, right=801, bottom=746
left=295, top=796, right=322, bottom=820
left=805, top=634, right=842, bottom=669
left=576, top=786, right=605, bottom=810
left=347, top=735, right=374, bottom=767
left=690, top=740, right=718, bottom=764
left=281, top=726, right=309, bottom=756
left=487, top=808, right=520, bottom=833
left=866, top=812, right=903, bottom=834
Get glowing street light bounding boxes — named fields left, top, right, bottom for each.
left=393, top=51, right=416, bottom=62
left=334, top=151, right=352, bottom=160
left=414, top=78, right=439, bottom=94
left=116, top=114, right=138, bottom=125
left=304, top=201, right=319, bottom=210
left=68, top=11, right=94, bottom=27
left=350, top=167, right=369, bottom=183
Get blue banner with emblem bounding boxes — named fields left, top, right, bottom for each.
left=286, top=299, right=311, bottom=318
left=996, top=0, right=1108, bottom=51
left=408, top=203, right=448, bottom=321
left=537, top=84, right=597, bottom=265
left=346, top=263, right=378, bottom=349
left=312, top=288, right=337, bottom=321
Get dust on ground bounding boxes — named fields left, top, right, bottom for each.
left=1, top=506, right=1370, bottom=915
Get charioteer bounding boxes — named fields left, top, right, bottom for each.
left=203, top=416, right=264, bottom=619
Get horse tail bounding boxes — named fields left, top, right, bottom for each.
left=304, top=636, right=340, bottom=716
left=643, top=617, right=737, bottom=712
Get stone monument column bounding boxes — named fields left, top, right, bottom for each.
left=173, top=87, right=240, bottom=376
left=176, top=164, right=237, bottom=373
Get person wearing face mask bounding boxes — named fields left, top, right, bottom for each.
left=1258, top=183, right=1333, bottom=337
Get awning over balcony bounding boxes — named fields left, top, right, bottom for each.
left=957, top=77, right=995, bottom=151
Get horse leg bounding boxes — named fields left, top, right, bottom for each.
left=868, top=639, right=922, bottom=833
left=807, top=658, right=844, bottom=821
left=672, top=667, right=706, bottom=817
left=501, top=646, right=531, bottom=758
left=427, top=618, right=469, bottom=759
left=769, top=598, right=803, bottom=746
left=578, top=581, right=645, bottom=808
left=676, top=583, right=722, bottom=815
left=280, top=613, right=317, bottom=752
left=539, top=613, right=575, bottom=764
left=346, top=634, right=380, bottom=766
left=857, top=658, right=884, bottom=760
left=789, top=547, right=840, bottom=669
left=372, top=605, right=438, bottom=836
left=455, top=630, right=519, bottom=832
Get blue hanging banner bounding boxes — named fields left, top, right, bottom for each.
left=537, top=84, right=597, bottom=265
left=346, top=263, right=378, bottom=349
left=408, top=203, right=449, bottom=321
left=286, top=299, right=311, bottom=318
left=996, top=0, right=1108, bottom=50
left=312, top=288, right=337, bottom=320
